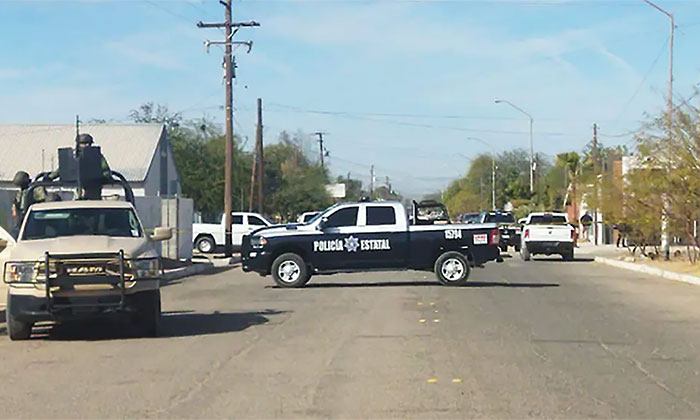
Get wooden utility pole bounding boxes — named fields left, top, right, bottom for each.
left=248, top=149, right=256, bottom=212
left=315, top=132, right=326, bottom=169
left=247, top=99, right=264, bottom=213
left=593, top=123, right=599, bottom=246
left=197, top=4, right=259, bottom=256
left=370, top=165, right=375, bottom=200
left=256, top=98, right=264, bottom=214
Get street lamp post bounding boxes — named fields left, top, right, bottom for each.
left=494, top=99, right=534, bottom=194
left=643, top=0, right=674, bottom=261
left=465, top=137, right=497, bottom=210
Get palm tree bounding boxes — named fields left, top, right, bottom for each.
left=557, top=152, right=581, bottom=223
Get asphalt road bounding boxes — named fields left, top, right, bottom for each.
left=1, top=254, right=700, bottom=419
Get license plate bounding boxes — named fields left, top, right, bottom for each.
left=474, top=234, right=488, bottom=245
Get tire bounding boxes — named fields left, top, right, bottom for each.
left=434, top=251, right=471, bottom=286
left=562, top=250, right=574, bottom=261
left=7, top=294, right=33, bottom=341
left=521, top=245, right=531, bottom=261
left=195, top=236, right=216, bottom=254
left=130, top=290, right=161, bottom=337
left=271, top=253, right=310, bottom=288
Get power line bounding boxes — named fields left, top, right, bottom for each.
left=612, top=35, right=669, bottom=122
left=266, top=103, right=567, bottom=136
left=143, top=0, right=194, bottom=24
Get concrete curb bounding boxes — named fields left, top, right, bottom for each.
left=162, top=262, right=215, bottom=281
left=594, top=256, right=700, bottom=286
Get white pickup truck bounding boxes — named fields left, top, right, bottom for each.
left=520, top=212, right=575, bottom=261
left=193, top=212, right=272, bottom=253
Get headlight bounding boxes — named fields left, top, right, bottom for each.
left=6, top=262, right=37, bottom=283
left=250, top=236, right=267, bottom=248
left=131, top=259, right=160, bottom=278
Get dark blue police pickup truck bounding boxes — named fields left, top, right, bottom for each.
left=241, top=201, right=502, bottom=288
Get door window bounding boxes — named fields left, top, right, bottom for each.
left=325, top=207, right=358, bottom=228
left=367, top=206, right=396, bottom=226
left=231, top=215, right=244, bottom=225
left=249, top=216, right=267, bottom=226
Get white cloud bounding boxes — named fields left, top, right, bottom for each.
left=104, top=24, right=202, bottom=71
left=0, top=68, right=23, bottom=79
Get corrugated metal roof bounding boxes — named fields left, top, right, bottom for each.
left=0, top=124, right=164, bottom=182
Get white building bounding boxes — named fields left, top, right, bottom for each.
left=0, top=123, right=180, bottom=197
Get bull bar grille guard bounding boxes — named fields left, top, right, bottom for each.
left=3, top=251, right=161, bottom=313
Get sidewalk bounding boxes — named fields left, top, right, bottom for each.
left=576, top=242, right=700, bottom=286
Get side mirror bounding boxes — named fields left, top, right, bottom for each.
left=317, top=217, right=329, bottom=231
left=150, top=227, right=173, bottom=242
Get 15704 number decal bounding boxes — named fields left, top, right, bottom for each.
left=444, top=229, right=462, bottom=240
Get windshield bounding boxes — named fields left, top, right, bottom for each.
left=302, top=213, right=319, bottom=223
left=22, top=208, right=143, bottom=240
left=484, top=213, right=515, bottom=224
left=305, top=204, right=340, bottom=225
left=529, top=215, right=568, bottom=225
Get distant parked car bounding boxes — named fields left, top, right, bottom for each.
left=460, top=212, right=481, bottom=224
left=193, top=212, right=272, bottom=253
left=477, top=210, right=520, bottom=252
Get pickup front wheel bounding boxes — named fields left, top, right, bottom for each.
left=271, top=253, right=310, bottom=288
left=434, top=252, right=471, bottom=286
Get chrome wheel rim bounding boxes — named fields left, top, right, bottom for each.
left=278, top=260, right=301, bottom=283
left=441, top=258, right=465, bottom=281
left=199, top=240, right=212, bottom=253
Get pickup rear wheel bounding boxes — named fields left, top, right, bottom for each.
left=434, top=251, right=470, bottom=286
left=195, top=235, right=216, bottom=254
left=271, top=253, right=310, bottom=288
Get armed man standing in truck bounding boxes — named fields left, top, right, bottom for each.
left=10, top=171, right=47, bottom=237
left=48, top=133, right=112, bottom=200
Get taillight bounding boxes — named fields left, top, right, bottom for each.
left=524, top=228, right=530, bottom=239
left=490, top=228, right=499, bottom=244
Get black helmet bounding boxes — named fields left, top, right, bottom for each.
left=77, top=133, right=94, bottom=145
left=12, top=171, right=30, bottom=189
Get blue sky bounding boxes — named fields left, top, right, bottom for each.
left=1, top=0, right=700, bottom=197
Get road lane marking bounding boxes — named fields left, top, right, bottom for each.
left=419, top=319, right=426, bottom=323
left=452, top=378, right=462, bottom=383
left=434, top=309, right=439, bottom=313
left=433, top=319, right=440, bottom=323
left=430, top=302, right=435, bottom=306
left=417, top=302, right=424, bottom=306
left=426, top=378, right=438, bottom=383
